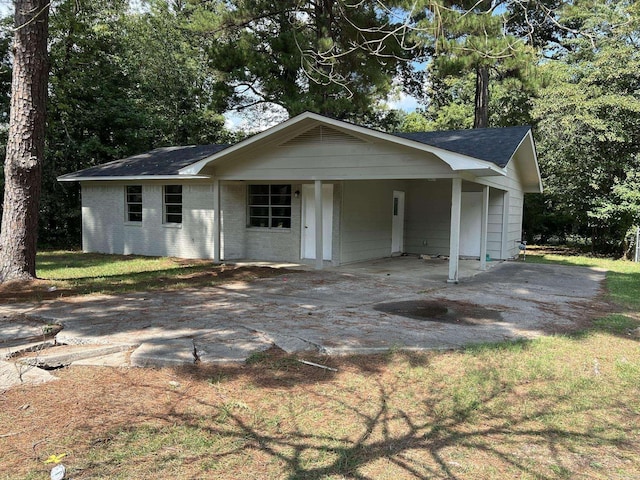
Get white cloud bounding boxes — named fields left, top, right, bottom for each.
left=387, top=92, right=420, bottom=112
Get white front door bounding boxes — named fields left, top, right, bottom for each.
left=391, top=190, right=405, bottom=255
left=302, top=184, right=333, bottom=260
left=460, top=192, right=482, bottom=257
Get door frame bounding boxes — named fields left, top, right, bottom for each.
left=301, top=183, right=333, bottom=260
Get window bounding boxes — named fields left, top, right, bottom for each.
left=164, top=185, right=182, bottom=224
left=248, top=184, right=291, bottom=228
left=126, top=185, right=142, bottom=222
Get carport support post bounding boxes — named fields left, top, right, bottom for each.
left=448, top=178, right=462, bottom=283
left=213, top=178, right=221, bottom=262
left=314, top=180, right=323, bottom=269
left=480, top=185, right=489, bottom=270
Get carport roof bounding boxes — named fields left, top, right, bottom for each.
left=394, top=126, right=531, bottom=168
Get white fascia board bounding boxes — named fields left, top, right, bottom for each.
left=527, top=130, right=543, bottom=193
left=432, top=149, right=505, bottom=174
left=505, top=129, right=543, bottom=193
left=179, top=111, right=506, bottom=176
left=57, top=174, right=211, bottom=182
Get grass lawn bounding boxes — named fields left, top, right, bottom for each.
left=1, top=249, right=639, bottom=479
left=0, top=251, right=294, bottom=302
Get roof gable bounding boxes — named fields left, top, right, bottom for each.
left=279, top=125, right=368, bottom=147
left=179, top=112, right=508, bottom=176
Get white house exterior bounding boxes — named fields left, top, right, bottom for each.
left=58, top=112, right=542, bottom=283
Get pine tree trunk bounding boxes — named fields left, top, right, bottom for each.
left=0, top=0, right=49, bottom=283
left=473, top=64, right=489, bottom=129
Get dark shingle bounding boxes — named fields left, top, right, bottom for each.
left=393, top=125, right=531, bottom=168
left=58, top=144, right=229, bottom=179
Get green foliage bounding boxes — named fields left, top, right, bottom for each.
left=412, top=0, right=541, bottom=128
left=411, top=1, right=543, bottom=130
left=532, top=0, right=640, bottom=254
left=38, top=0, right=234, bottom=246
left=188, top=0, right=413, bottom=126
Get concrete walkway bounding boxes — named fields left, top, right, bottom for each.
left=0, top=258, right=608, bottom=388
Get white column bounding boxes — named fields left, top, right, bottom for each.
left=479, top=185, right=489, bottom=270
left=501, top=191, right=510, bottom=259
left=314, top=180, right=323, bottom=270
left=213, top=178, right=221, bottom=263
left=448, top=178, right=462, bottom=283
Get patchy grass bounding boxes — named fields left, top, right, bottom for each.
left=0, top=250, right=296, bottom=302
left=1, top=248, right=639, bottom=479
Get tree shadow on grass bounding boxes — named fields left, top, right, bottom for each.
left=49, top=344, right=638, bottom=480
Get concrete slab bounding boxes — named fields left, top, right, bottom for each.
left=72, top=350, right=131, bottom=367
left=129, top=338, right=196, bottom=367
left=17, top=344, right=132, bottom=369
left=0, top=259, right=609, bottom=371
left=0, top=315, right=61, bottom=349
left=0, top=360, right=58, bottom=389
left=195, top=328, right=273, bottom=363
left=2, top=340, right=57, bottom=360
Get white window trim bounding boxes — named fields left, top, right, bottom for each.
left=247, top=184, right=292, bottom=229
left=125, top=185, right=143, bottom=223
left=163, top=184, right=183, bottom=224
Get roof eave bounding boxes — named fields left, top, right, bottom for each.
left=57, top=174, right=212, bottom=182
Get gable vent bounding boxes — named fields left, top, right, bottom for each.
left=280, top=125, right=367, bottom=147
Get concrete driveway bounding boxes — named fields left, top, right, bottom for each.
left=0, top=257, right=608, bottom=373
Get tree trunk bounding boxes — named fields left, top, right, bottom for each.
left=473, top=64, right=489, bottom=129
left=0, top=0, right=49, bottom=283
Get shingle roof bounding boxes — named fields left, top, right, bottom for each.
left=393, top=125, right=531, bottom=168
left=57, top=144, right=229, bottom=179
left=58, top=122, right=532, bottom=181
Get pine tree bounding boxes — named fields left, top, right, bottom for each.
left=417, top=0, right=537, bottom=128
left=0, top=0, right=50, bottom=282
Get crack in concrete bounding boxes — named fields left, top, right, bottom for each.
left=237, top=323, right=327, bottom=354
left=192, top=339, right=200, bottom=364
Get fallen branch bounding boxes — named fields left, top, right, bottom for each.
left=297, top=359, right=337, bottom=372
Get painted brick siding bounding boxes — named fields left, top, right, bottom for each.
left=220, top=183, right=247, bottom=259
left=231, top=182, right=342, bottom=263
left=506, top=190, right=524, bottom=258
left=82, top=183, right=125, bottom=254
left=81, top=182, right=215, bottom=258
